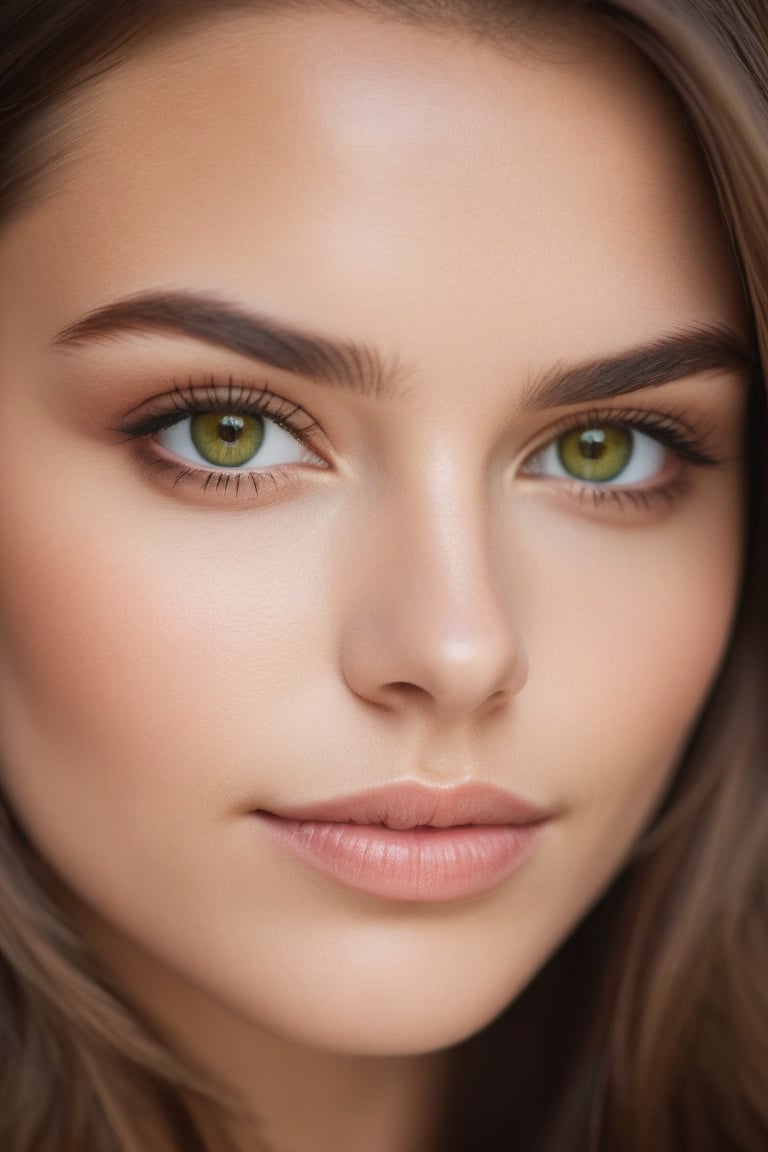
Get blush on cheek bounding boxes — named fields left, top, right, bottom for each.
left=0, top=478, right=333, bottom=839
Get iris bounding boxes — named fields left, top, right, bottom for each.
left=190, top=412, right=265, bottom=467
left=557, top=425, right=633, bottom=482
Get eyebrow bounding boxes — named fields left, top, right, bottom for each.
left=52, top=290, right=410, bottom=400
left=52, top=290, right=753, bottom=408
left=521, top=323, right=752, bottom=411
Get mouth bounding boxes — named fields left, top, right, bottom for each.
left=252, top=781, right=551, bottom=903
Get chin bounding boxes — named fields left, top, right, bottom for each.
left=242, top=967, right=529, bottom=1059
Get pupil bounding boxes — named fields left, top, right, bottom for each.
left=218, top=415, right=244, bottom=444
left=579, top=430, right=607, bottom=459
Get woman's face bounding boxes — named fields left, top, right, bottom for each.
left=0, top=7, right=750, bottom=1064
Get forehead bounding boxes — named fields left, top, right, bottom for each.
left=0, top=6, right=745, bottom=374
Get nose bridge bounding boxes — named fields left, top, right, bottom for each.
left=412, top=470, right=498, bottom=638
left=339, top=455, right=527, bottom=716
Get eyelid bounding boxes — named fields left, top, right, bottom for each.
left=112, top=375, right=330, bottom=501
left=516, top=404, right=725, bottom=521
left=114, top=376, right=325, bottom=445
left=519, top=404, right=722, bottom=475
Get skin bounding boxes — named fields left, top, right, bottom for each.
left=0, top=8, right=752, bottom=1151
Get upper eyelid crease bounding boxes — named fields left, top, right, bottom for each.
left=51, top=289, right=753, bottom=410
left=527, top=406, right=720, bottom=462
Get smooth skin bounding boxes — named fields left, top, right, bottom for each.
left=0, top=8, right=751, bottom=1151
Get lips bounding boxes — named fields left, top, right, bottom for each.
left=264, top=780, right=549, bottom=828
left=253, top=781, right=550, bottom=902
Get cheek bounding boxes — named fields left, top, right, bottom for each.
left=0, top=470, right=338, bottom=844
left=518, top=472, right=745, bottom=837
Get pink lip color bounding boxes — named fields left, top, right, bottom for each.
left=254, top=782, right=549, bottom=902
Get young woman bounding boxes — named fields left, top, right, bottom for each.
left=0, top=1, right=766, bottom=1149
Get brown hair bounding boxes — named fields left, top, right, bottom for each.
left=0, top=2, right=766, bottom=1149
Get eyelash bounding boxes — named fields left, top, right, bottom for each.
left=114, top=378, right=721, bottom=510
left=114, top=377, right=325, bottom=498
left=521, top=405, right=720, bottom=513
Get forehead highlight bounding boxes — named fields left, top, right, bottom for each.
left=0, top=0, right=596, bottom=227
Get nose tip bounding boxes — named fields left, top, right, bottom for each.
left=340, top=600, right=528, bottom=720
left=417, top=633, right=526, bottom=715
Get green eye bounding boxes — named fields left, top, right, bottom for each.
left=557, top=425, right=633, bottom=482
left=190, top=412, right=265, bottom=467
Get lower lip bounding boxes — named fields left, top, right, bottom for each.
left=255, top=814, right=545, bottom=902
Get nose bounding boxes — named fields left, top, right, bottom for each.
left=338, top=480, right=527, bottom=720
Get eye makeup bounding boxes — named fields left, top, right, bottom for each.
left=520, top=403, right=723, bottom=516
left=109, top=370, right=729, bottom=518
left=112, top=376, right=328, bottom=499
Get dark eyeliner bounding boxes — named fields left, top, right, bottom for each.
left=112, top=375, right=322, bottom=445
left=525, top=405, right=723, bottom=471
left=111, top=373, right=327, bottom=500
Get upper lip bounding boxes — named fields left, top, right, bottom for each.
left=258, top=780, right=551, bottom=831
